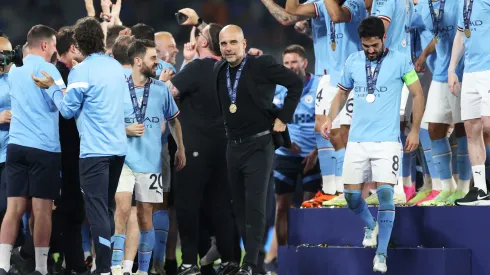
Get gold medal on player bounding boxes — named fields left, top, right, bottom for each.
left=465, top=28, right=471, bottom=38
left=433, top=36, right=439, bottom=44
left=331, top=41, right=336, bottom=51
left=229, top=103, right=237, bottom=113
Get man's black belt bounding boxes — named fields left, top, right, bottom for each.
left=228, top=130, right=271, bottom=145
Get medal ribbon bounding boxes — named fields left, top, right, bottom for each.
left=127, top=75, right=151, bottom=124
left=226, top=54, right=248, bottom=104
left=463, top=0, right=474, bottom=31
left=365, top=49, right=389, bottom=97
left=428, top=0, right=446, bottom=39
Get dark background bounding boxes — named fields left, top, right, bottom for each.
left=0, top=0, right=316, bottom=71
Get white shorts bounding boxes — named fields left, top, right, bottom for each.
left=423, top=81, right=462, bottom=124
left=315, top=75, right=352, bottom=129
left=117, top=165, right=164, bottom=203
left=461, top=70, right=490, bottom=120
left=343, top=141, right=402, bottom=185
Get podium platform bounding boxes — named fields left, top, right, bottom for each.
left=278, top=246, right=471, bottom=275
left=282, top=206, right=490, bottom=274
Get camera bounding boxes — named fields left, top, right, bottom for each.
left=0, top=45, right=23, bottom=67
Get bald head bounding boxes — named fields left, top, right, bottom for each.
left=0, top=37, right=12, bottom=52
left=219, top=25, right=246, bottom=67
left=154, top=31, right=178, bottom=64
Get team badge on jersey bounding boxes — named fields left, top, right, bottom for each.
left=304, top=95, right=314, bottom=104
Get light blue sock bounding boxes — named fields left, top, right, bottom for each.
left=400, top=132, right=412, bottom=179
left=81, top=224, right=91, bottom=254
left=111, top=234, right=126, bottom=267
left=431, top=138, right=453, bottom=181
left=451, top=140, right=458, bottom=177
left=420, top=129, right=439, bottom=179
left=376, top=185, right=395, bottom=256
left=456, top=136, right=472, bottom=181
left=152, top=210, right=169, bottom=267
left=334, top=148, right=345, bottom=177
left=22, top=213, right=31, bottom=238
left=316, top=132, right=336, bottom=194
left=485, top=146, right=490, bottom=182
left=138, top=228, right=155, bottom=272
left=344, top=189, right=376, bottom=229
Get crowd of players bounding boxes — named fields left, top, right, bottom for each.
left=0, top=0, right=489, bottom=274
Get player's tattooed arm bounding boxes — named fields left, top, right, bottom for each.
left=261, top=0, right=304, bottom=26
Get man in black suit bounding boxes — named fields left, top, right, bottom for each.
left=214, top=25, right=303, bottom=275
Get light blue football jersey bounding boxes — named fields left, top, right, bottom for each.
left=317, top=0, right=367, bottom=87
left=274, top=74, right=319, bottom=157
left=418, top=0, right=463, bottom=82
left=308, top=0, right=329, bottom=75
left=372, top=0, right=414, bottom=56
left=338, top=49, right=417, bottom=142
left=458, top=0, right=490, bottom=73
left=124, top=79, right=179, bottom=173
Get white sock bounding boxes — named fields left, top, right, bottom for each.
left=457, top=179, right=471, bottom=194
left=472, top=165, right=487, bottom=192
left=123, top=260, right=134, bottom=273
left=0, top=244, right=13, bottom=271
left=335, top=176, right=343, bottom=193
left=322, top=176, right=336, bottom=194
left=84, top=251, right=91, bottom=260
left=441, top=178, right=456, bottom=191
left=101, top=273, right=110, bottom=275
left=35, top=247, right=50, bottom=275
left=91, top=258, right=97, bottom=272
left=432, top=178, right=442, bottom=191
left=182, top=264, right=192, bottom=268
left=422, top=174, right=433, bottom=190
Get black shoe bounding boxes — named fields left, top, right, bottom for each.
left=164, top=260, right=177, bottom=275
left=236, top=264, right=252, bottom=275
left=11, top=248, right=35, bottom=275
left=27, top=271, right=43, bottom=275
left=83, top=257, right=93, bottom=272
left=176, top=265, right=200, bottom=275
left=455, top=187, right=490, bottom=206
left=264, top=258, right=277, bottom=273
left=216, top=262, right=239, bottom=275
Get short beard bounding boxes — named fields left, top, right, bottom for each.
left=141, top=63, right=156, bottom=78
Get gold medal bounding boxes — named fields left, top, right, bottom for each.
left=331, top=41, right=336, bottom=51
left=433, top=36, right=439, bottom=44
left=465, top=28, right=471, bottom=38
left=229, top=103, right=237, bottom=113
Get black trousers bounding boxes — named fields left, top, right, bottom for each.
left=175, top=143, right=237, bottom=265
left=54, top=153, right=86, bottom=272
left=226, top=134, right=274, bottom=271
left=79, top=156, right=125, bottom=274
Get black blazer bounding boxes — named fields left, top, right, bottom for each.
left=213, top=54, right=303, bottom=123
left=213, top=54, right=303, bottom=148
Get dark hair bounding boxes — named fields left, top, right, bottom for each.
left=112, top=35, right=135, bottom=65
left=56, top=27, right=76, bottom=56
left=27, top=25, right=56, bottom=48
left=73, top=17, right=105, bottom=56
left=283, top=44, right=306, bottom=59
left=127, top=39, right=155, bottom=65
left=107, top=25, right=126, bottom=49
left=358, top=16, right=385, bottom=40
left=131, top=23, right=155, bottom=40
left=207, top=23, right=223, bottom=56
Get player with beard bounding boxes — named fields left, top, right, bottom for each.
left=116, top=39, right=185, bottom=275
left=321, top=16, right=425, bottom=273
left=32, top=17, right=127, bottom=275
left=110, top=35, right=143, bottom=275
left=167, top=23, right=240, bottom=275
left=0, top=25, right=66, bottom=275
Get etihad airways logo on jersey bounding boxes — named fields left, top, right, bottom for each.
left=432, top=25, right=455, bottom=34
left=468, top=20, right=483, bottom=27
left=354, top=86, right=388, bottom=93
left=125, top=117, right=161, bottom=124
